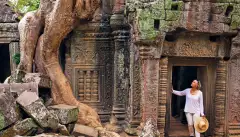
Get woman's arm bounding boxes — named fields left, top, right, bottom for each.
left=172, top=88, right=187, bottom=96
left=200, top=92, right=205, bottom=116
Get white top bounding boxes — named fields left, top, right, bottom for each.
left=172, top=88, right=204, bottom=116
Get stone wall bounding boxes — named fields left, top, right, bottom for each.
left=126, top=0, right=240, bottom=41
left=0, top=0, right=19, bottom=75
left=125, top=0, right=240, bottom=136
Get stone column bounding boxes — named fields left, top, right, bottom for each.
left=141, top=58, right=159, bottom=127
left=138, top=44, right=160, bottom=128
left=227, top=29, right=240, bottom=137
left=214, top=60, right=227, bottom=136
left=9, top=42, right=20, bottom=74
left=110, top=12, right=130, bottom=127
left=127, top=43, right=141, bottom=128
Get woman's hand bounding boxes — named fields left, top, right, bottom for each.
left=171, top=85, right=174, bottom=93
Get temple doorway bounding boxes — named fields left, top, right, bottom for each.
left=167, top=58, right=214, bottom=137
left=0, top=44, right=11, bottom=83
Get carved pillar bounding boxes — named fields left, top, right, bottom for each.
left=110, top=14, right=130, bottom=127
left=214, top=60, right=227, bottom=136
left=138, top=44, right=161, bottom=128
left=127, top=43, right=141, bottom=128
left=158, top=57, right=168, bottom=136
left=228, top=29, right=240, bottom=136
left=9, top=42, right=20, bottom=74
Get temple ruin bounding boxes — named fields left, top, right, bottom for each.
left=1, top=0, right=240, bottom=136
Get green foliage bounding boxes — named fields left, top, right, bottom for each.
left=9, top=0, right=40, bottom=17
left=13, top=53, right=20, bottom=65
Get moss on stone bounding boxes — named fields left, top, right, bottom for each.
left=165, top=0, right=172, bottom=10
left=232, top=4, right=240, bottom=14
left=1, top=118, right=38, bottom=137
left=151, top=0, right=165, bottom=10
left=165, top=10, right=181, bottom=21
left=231, top=14, right=240, bottom=29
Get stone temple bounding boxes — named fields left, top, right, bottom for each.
left=1, top=0, right=240, bottom=136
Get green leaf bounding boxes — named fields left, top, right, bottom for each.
left=13, top=53, right=20, bottom=65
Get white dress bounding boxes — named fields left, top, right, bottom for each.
left=172, top=88, right=204, bottom=116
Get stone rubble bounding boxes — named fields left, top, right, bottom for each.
left=16, top=91, right=59, bottom=129
left=0, top=75, right=122, bottom=137
left=1, top=118, right=38, bottom=137
left=0, top=85, right=19, bottom=130
left=72, top=124, right=99, bottom=137
left=48, top=104, right=79, bottom=125
left=0, top=81, right=95, bottom=137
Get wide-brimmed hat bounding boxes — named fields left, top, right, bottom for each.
left=194, top=116, right=209, bottom=133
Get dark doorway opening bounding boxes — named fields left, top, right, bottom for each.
left=169, top=66, right=198, bottom=136
left=0, top=44, right=11, bottom=83
left=172, top=66, right=197, bottom=123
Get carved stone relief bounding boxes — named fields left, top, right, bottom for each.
left=158, top=57, right=168, bottom=136
left=162, top=34, right=227, bottom=58
left=65, top=28, right=113, bottom=122
left=214, top=60, right=227, bottom=136
left=227, top=30, right=240, bottom=136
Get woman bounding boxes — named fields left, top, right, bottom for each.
left=171, top=80, right=205, bottom=137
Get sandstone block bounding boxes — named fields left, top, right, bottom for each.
left=10, top=82, right=38, bottom=98
left=48, top=104, right=79, bottom=125
left=72, top=124, right=98, bottom=137
left=23, top=73, right=51, bottom=88
left=1, top=118, right=38, bottom=137
left=0, top=85, right=19, bottom=130
left=15, top=133, right=73, bottom=137
left=16, top=91, right=59, bottom=129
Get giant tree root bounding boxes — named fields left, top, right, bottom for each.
left=14, top=1, right=120, bottom=135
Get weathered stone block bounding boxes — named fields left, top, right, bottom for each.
left=151, top=0, right=165, bottom=10
left=1, top=118, right=38, bottom=137
left=48, top=104, right=79, bottom=125
left=72, top=124, right=98, bottom=137
left=10, top=82, right=38, bottom=98
left=15, top=133, right=73, bottom=137
left=23, top=73, right=51, bottom=88
left=0, top=85, right=19, bottom=130
left=211, top=14, right=230, bottom=23
left=165, top=10, right=182, bottom=21
left=232, top=4, right=240, bottom=14
left=210, top=22, right=225, bottom=33
left=211, top=3, right=229, bottom=14
left=230, top=14, right=240, bottom=30
left=16, top=91, right=59, bottom=129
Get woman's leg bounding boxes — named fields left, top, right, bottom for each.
left=193, top=113, right=201, bottom=137
left=185, top=112, right=194, bottom=136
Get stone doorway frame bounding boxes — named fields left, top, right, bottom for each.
left=161, top=57, right=227, bottom=136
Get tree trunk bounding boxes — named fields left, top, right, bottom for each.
left=17, top=0, right=103, bottom=128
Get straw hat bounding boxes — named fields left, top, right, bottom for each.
left=194, top=116, right=209, bottom=133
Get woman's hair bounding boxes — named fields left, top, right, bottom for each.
left=197, top=80, right=201, bottom=90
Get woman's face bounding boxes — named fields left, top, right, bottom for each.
left=191, top=80, right=198, bottom=88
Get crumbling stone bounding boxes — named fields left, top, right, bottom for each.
left=139, top=119, right=160, bottom=137
left=1, top=118, right=38, bottom=137
left=0, top=85, right=19, bottom=130
left=48, top=104, right=79, bottom=125
left=72, top=124, right=99, bottom=137
left=57, top=124, right=70, bottom=136
left=10, top=82, right=39, bottom=98
left=16, top=91, right=59, bottom=129
left=23, top=73, right=51, bottom=88
left=15, top=133, right=73, bottom=137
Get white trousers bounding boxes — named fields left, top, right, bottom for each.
left=185, top=112, right=200, bottom=137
